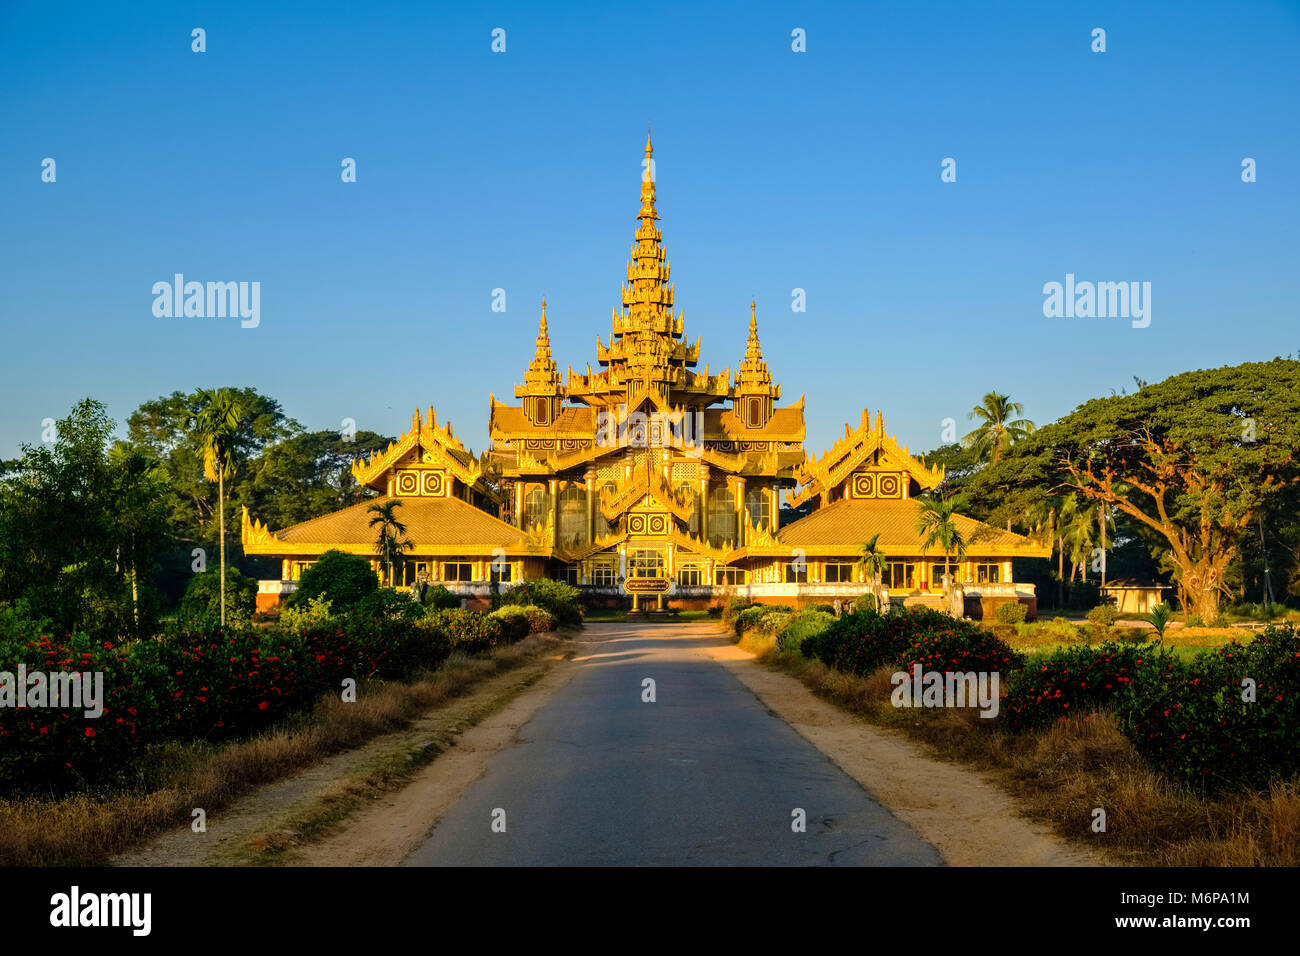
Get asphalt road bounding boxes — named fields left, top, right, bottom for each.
left=403, top=622, right=942, bottom=866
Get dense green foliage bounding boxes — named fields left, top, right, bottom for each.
left=1002, top=642, right=1148, bottom=732
left=491, top=578, right=582, bottom=628
left=963, top=360, right=1300, bottom=618
left=0, top=401, right=170, bottom=642
left=994, top=601, right=1028, bottom=624
left=0, top=608, right=455, bottom=793
left=419, top=584, right=460, bottom=610
left=178, top=568, right=258, bottom=626
left=290, top=550, right=378, bottom=609
left=1115, top=626, right=1300, bottom=791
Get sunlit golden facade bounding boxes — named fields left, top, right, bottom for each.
left=244, top=136, right=1048, bottom=613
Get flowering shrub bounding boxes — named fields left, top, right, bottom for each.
left=894, top=626, right=1023, bottom=682
left=142, top=620, right=312, bottom=738
left=1001, top=642, right=1149, bottom=732
left=776, top=610, right=834, bottom=653
left=491, top=579, right=582, bottom=628
left=1114, top=625, right=1300, bottom=791
left=521, top=605, right=555, bottom=633
left=0, top=606, right=467, bottom=794
left=279, top=595, right=334, bottom=632
left=428, top=609, right=504, bottom=654
left=0, top=630, right=164, bottom=791
left=733, top=606, right=766, bottom=637
left=487, top=606, right=530, bottom=643
left=994, top=601, right=1028, bottom=624
left=754, top=609, right=793, bottom=637
left=722, top=598, right=756, bottom=624
left=1086, top=604, right=1119, bottom=627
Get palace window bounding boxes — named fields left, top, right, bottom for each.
left=443, top=562, right=474, bottom=582
left=930, top=560, right=960, bottom=588
left=745, top=488, right=771, bottom=533
left=561, top=564, right=580, bottom=586
left=592, top=562, right=616, bottom=587
left=824, top=562, right=855, bottom=583
left=714, top=566, right=747, bottom=586
left=559, top=483, right=587, bottom=548
left=975, top=562, right=1001, bottom=584
left=785, top=561, right=808, bottom=584
left=490, top=562, right=512, bottom=584
left=678, top=564, right=703, bottom=587
left=629, top=549, right=665, bottom=578
left=523, top=487, right=549, bottom=532
left=708, top=486, right=737, bottom=548
left=883, top=562, right=916, bottom=590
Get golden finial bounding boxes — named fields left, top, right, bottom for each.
left=645, top=124, right=653, bottom=156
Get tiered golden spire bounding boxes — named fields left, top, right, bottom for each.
left=734, top=300, right=780, bottom=399
left=517, top=300, right=561, bottom=396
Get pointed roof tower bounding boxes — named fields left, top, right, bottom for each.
left=733, top=300, right=781, bottom=427
left=566, top=135, right=728, bottom=411
left=515, top=300, right=563, bottom=425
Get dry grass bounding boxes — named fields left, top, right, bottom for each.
left=0, top=634, right=563, bottom=866
left=755, top=643, right=1300, bottom=866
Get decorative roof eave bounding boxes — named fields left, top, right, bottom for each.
left=558, top=532, right=629, bottom=562
left=791, top=407, right=946, bottom=505
left=349, top=405, right=489, bottom=493
left=242, top=541, right=552, bottom=559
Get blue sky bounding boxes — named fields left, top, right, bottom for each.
left=2, top=0, right=1297, bottom=462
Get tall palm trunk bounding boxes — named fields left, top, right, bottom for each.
left=1057, top=534, right=1064, bottom=608
left=219, top=465, right=226, bottom=627
left=1099, top=505, right=1107, bottom=591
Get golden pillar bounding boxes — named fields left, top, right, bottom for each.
left=735, top=476, right=746, bottom=548
left=699, top=464, right=710, bottom=544
left=549, top=479, right=559, bottom=549
left=585, top=469, right=596, bottom=545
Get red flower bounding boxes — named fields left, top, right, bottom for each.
left=84, top=727, right=96, bottom=738
left=258, top=701, right=270, bottom=711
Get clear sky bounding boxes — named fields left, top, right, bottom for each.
left=2, top=0, right=1297, bottom=462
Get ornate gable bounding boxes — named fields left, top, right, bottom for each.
left=350, top=406, right=496, bottom=499
left=791, top=408, right=945, bottom=508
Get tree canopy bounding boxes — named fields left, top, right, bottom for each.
left=967, top=359, right=1300, bottom=617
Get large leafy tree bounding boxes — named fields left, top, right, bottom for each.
left=970, top=360, right=1300, bottom=619
left=128, top=388, right=298, bottom=544
left=0, top=399, right=170, bottom=638
left=235, top=428, right=392, bottom=531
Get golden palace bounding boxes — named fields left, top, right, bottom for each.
left=244, top=136, right=1048, bottom=615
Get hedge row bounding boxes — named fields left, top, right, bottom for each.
left=0, top=597, right=555, bottom=794
left=785, top=604, right=1300, bottom=793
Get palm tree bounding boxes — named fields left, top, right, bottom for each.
left=855, top=532, right=888, bottom=586
left=1059, top=496, right=1099, bottom=585
left=1025, top=494, right=1064, bottom=608
left=368, top=500, right=412, bottom=585
left=188, top=388, right=246, bottom=626
left=962, top=391, right=1036, bottom=463
left=915, top=495, right=968, bottom=591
